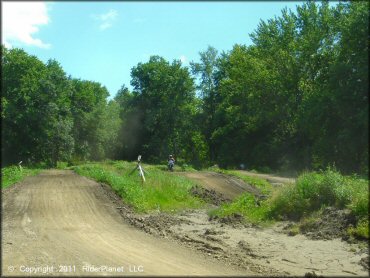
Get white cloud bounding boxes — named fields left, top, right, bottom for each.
left=93, top=9, right=118, bottom=31
left=99, top=22, right=112, bottom=31
left=2, top=2, right=51, bottom=49
left=180, top=55, right=187, bottom=63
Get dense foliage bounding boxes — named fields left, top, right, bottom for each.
left=1, top=1, right=368, bottom=175
left=1, top=48, right=121, bottom=166
left=115, top=56, right=207, bottom=167
left=209, top=1, right=368, bottom=174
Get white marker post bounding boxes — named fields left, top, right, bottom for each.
left=18, top=161, right=23, bottom=172
left=137, top=155, right=145, bottom=183
left=138, top=164, right=146, bottom=183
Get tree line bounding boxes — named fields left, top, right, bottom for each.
left=1, top=1, right=368, bottom=175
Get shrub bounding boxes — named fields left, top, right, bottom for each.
left=269, top=168, right=368, bottom=220
left=268, top=184, right=310, bottom=220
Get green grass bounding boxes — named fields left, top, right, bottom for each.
left=56, top=161, right=69, bottom=169
left=1, top=165, right=41, bottom=188
left=268, top=168, right=369, bottom=220
left=209, top=192, right=272, bottom=225
left=210, top=167, right=369, bottom=238
left=72, top=161, right=204, bottom=213
left=348, top=218, right=369, bottom=239
left=208, top=169, right=275, bottom=224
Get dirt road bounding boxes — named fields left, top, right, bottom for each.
left=2, top=170, right=248, bottom=276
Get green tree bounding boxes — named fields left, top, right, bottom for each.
left=39, top=59, right=75, bottom=166
left=2, top=48, right=74, bottom=166
left=114, top=85, right=142, bottom=160
left=70, top=79, right=110, bottom=161
left=128, top=56, right=199, bottom=163
left=210, top=1, right=368, bottom=174
left=190, top=46, right=221, bottom=162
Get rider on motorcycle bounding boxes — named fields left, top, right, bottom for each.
left=168, top=155, right=175, bottom=171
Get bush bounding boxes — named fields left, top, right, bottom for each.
left=268, top=184, right=310, bottom=220
left=269, top=168, right=368, bottom=220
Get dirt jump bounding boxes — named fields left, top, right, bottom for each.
left=2, top=170, right=247, bottom=276
left=179, top=171, right=262, bottom=200
left=2, top=169, right=368, bottom=277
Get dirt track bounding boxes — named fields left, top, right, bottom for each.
left=179, top=171, right=261, bottom=200
left=1, top=170, right=248, bottom=276
left=2, top=169, right=368, bottom=277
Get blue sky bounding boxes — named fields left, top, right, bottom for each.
left=3, top=1, right=328, bottom=98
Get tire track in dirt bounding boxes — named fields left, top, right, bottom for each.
left=2, top=170, right=249, bottom=276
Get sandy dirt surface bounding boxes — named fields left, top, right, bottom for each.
left=122, top=206, right=368, bottom=277
left=1, top=170, right=250, bottom=276
left=170, top=210, right=368, bottom=277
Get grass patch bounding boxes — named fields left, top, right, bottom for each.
left=1, top=165, right=41, bottom=188
left=56, top=161, right=69, bottom=169
left=72, top=161, right=204, bottom=213
left=288, top=225, right=300, bottom=236
left=348, top=218, right=369, bottom=240
left=209, top=192, right=272, bottom=225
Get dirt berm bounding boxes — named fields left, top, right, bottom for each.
left=2, top=170, right=249, bottom=276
